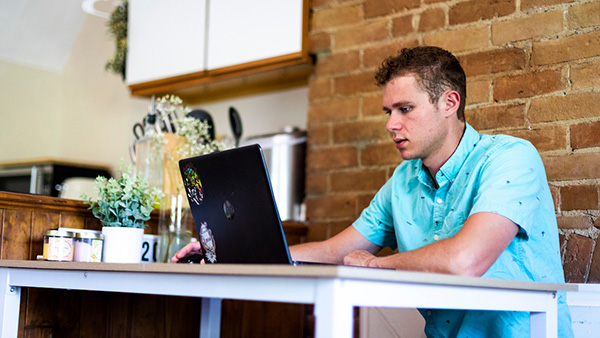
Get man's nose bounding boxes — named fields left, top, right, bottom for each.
left=386, top=113, right=401, bottom=132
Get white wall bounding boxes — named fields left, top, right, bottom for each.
left=0, top=12, right=307, bottom=175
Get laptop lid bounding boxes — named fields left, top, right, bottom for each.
left=178, top=144, right=293, bottom=264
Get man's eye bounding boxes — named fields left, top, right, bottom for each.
left=383, top=110, right=391, bottom=115
left=400, top=106, right=411, bottom=113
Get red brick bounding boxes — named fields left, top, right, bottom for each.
left=571, top=121, right=600, bottom=150
left=587, top=243, right=600, bottom=283
left=308, top=97, right=360, bottom=123
left=362, top=92, right=384, bottom=117
left=307, top=125, right=330, bottom=146
left=418, top=8, right=445, bottom=32
left=306, top=146, right=358, bottom=170
left=357, top=192, right=377, bottom=212
left=309, top=32, right=331, bottom=54
left=449, top=0, right=515, bottom=25
left=305, top=172, right=328, bottom=194
left=331, top=170, right=387, bottom=192
left=561, top=185, right=599, bottom=211
left=364, top=0, right=420, bottom=19
left=465, top=104, right=526, bottom=131
left=361, top=142, right=403, bottom=166
left=363, top=40, right=419, bottom=69
left=493, top=70, right=563, bottom=101
left=333, top=19, right=389, bottom=49
left=563, top=234, right=593, bottom=283
left=529, top=92, right=600, bottom=123
left=506, top=125, right=567, bottom=152
left=315, top=51, right=360, bottom=76
left=466, top=79, right=490, bottom=105
left=459, top=48, right=526, bottom=77
left=308, top=77, right=332, bottom=100
left=556, top=215, right=592, bottom=230
left=311, top=5, right=363, bottom=31
left=491, top=10, right=563, bottom=46
left=521, top=0, right=574, bottom=10
left=568, top=1, right=600, bottom=29
left=424, top=25, right=489, bottom=53
left=333, top=120, right=387, bottom=144
left=571, top=61, right=600, bottom=90
left=392, top=15, right=415, bottom=37
left=533, top=30, right=600, bottom=66
left=305, top=194, right=357, bottom=219
left=543, top=153, right=600, bottom=181
left=334, top=72, right=378, bottom=95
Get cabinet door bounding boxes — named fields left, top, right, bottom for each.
left=206, top=0, right=303, bottom=71
left=126, top=0, right=207, bottom=84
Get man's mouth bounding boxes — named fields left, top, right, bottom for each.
left=393, top=138, right=407, bottom=148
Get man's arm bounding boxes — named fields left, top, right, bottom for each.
left=343, top=212, right=519, bottom=276
left=289, top=226, right=382, bottom=264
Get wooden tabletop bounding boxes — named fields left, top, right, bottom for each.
left=0, top=259, right=577, bottom=292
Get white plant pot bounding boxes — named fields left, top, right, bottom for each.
left=102, top=227, right=145, bottom=263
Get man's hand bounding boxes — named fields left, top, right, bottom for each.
left=342, top=249, right=378, bottom=267
left=171, top=241, right=203, bottom=263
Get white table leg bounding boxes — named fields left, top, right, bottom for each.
left=0, top=269, right=20, bottom=338
left=200, top=298, right=222, bottom=338
left=530, top=293, right=557, bottom=338
left=314, top=280, right=354, bottom=338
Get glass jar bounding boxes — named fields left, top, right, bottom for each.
left=73, top=231, right=104, bottom=262
left=44, top=229, right=75, bottom=261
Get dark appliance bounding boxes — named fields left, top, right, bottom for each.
left=0, top=162, right=111, bottom=197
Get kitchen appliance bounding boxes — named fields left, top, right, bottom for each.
left=0, top=161, right=111, bottom=197
left=242, top=127, right=306, bottom=221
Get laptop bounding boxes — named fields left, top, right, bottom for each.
left=178, top=144, right=304, bottom=265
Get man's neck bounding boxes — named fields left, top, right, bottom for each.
left=423, top=122, right=466, bottom=183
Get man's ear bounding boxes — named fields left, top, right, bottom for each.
left=442, top=90, right=460, bottom=117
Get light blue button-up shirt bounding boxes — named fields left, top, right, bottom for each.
left=353, top=123, right=573, bottom=337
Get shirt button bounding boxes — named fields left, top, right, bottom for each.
left=427, top=311, right=432, bottom=316
left=434, top=235, right=439, bottom=241
left=436, top=198, right=443, bottom=203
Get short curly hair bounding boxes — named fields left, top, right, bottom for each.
left=374, top=46, right=467, bottom=121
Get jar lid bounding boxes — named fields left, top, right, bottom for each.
left=74, top=232, right=104, bottom=240
left=44, top=229, right=75, bottom=237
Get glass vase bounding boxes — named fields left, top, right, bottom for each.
left=157, top=193, right=194, bottom=262
left=157, top=133, right=195, bottom=262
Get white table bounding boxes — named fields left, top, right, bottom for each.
left=0, top=260, right=575, bottom=338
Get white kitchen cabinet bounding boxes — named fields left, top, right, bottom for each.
left=206, top=0, right=303, bottom=70
left=126, top=0, right=311, bottom=102
left=126, top=0, right=207, bottom=85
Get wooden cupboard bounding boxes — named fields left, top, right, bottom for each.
left=0, top=191, right=310, bottom=338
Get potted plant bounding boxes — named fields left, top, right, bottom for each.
left=83, top=167, right=163, bottom=263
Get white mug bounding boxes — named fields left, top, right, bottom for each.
left=141, top=234, right=159, bottom=263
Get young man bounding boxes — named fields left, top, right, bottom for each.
left=174, top=46, right=572, bottom=337
left=290, top=46, right=573, bottom=337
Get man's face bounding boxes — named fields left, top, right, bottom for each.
left=383, top=75, right=450, bottom=167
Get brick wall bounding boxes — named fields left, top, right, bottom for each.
left=304, top=0, right=600, bottom=283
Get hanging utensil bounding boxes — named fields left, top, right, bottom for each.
left=229, top=106, right=243, bottom=147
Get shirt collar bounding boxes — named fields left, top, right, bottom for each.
left=436, top=123, right=480, bottom=185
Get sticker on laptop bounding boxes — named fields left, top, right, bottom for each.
left=182, top=163, right=203, bottom=205
left=199, top=222, right=217, bottom=263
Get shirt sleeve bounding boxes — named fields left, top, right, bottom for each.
left=469, top=139, right=550, bottom=238
left=352, top=176, right=398, bottom=249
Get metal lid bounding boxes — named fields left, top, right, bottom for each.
left=74, top=232, right=104, bottom=240
left=44, top=229, right=75, bottom=237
